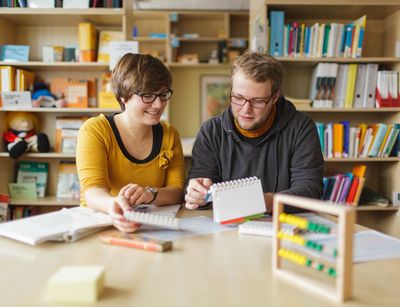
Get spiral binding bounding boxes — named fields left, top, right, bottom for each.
left=210, top=176, right=260, bottom=193
left=124, top=211, right=180, bottom=230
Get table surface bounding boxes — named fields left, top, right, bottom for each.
left=0, top=209, right=399, bottom=307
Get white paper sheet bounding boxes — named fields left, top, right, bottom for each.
left=138, top=216, right=236, bottom=241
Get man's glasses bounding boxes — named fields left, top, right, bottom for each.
left=230, top=92, right=276, bottom=109
left=135, top=89, right=173, bottom=104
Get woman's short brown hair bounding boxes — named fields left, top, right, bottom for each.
left=111, top=53, right=172, bottom=110
left=231, top=51, right=285, bottom=94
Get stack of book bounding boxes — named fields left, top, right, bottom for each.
left=315, top=121, right=400, bottom=159
left=322, top=165, right=366, bottom=206
left=309, top=63, right=384, bottom=109
left=269, top=11, right=366, bottom=58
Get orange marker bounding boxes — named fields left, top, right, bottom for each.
left=99, top=230, right=172, bottom=252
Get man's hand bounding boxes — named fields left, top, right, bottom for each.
left=185, top=178, right=213, bottom=210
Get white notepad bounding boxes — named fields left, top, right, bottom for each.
left=238, top=221, right=296, bottom=237
left=210, top=177, right=265, bottom=223
left=124, top=211, right=180, bottom=230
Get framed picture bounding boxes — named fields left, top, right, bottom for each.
left=200, top=75, right=230, bottom=122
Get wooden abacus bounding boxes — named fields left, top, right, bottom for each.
left=272, top=194, right=356, bottom=302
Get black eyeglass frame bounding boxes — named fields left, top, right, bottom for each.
left=229, top=90, right=277, bottom=109
left=134, top=89, right=174, bottom=104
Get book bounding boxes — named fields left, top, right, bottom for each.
left=238, top=221, right=297, bottom=237
left=97, top=30, right=123, bottom=63
left=16, top=161, right=49, bottom=198
left=99, top=230, right=173, bottom=252
left=56, top=162, right=80, bottom=199
left=208, top=177, right=265, bottom=224
left=359, top=187, right=390, bottom=207
left=78, top=22, right=97, bottom=62
left=67, top=79, right=88, bottom=108
left=0, top=194, right=9, bottom=223
left=55, top=117, right=87, bottom=153
left=0, top=207, right=112, bottom=245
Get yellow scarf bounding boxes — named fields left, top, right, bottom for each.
left=234, top=104, right=276, bottom=138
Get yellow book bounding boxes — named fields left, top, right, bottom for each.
left=354, top=15, right=367, bottom=28
left=352, top=176, right=365, bottom=206
left=352, top=164, right=367, bottom=178
left=357, top=124, right=367, bottom=156
left=18, top=69, right=35, bottom=91
left=351, top=24, right=361, bottom=58
left=299, top=23, right=305, bottom=55
left=97, top=30, right=123, bottom=63
left=0, top=66, right=16, bottom=91
left=344, top=64, right=357, bottom=108
left=378, top=125, right=393, bottom=157
left=316, top=24, right=325, bottom=57
left=333, top=123, right=344, bottom=158
left=78, top=23, right=97, bottom=51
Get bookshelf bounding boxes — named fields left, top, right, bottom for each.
left=0, top=3, right=131, bottom=213
left=0, top=1, right=249, bottom=214
left=249, top=0, right=400, bottom=236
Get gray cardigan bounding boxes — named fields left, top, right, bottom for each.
left=186, top=96, right=324, bottom=199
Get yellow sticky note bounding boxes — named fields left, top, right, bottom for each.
left=46, top=265, right=105, bottom=303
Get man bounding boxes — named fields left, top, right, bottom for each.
left=185, top=51, right=324, bottom=213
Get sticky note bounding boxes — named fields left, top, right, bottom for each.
left=46, top=265, right=105, bottom=303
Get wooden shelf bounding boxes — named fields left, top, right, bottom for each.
left=275, top=57, right=400, bottom=64
left=0, top=152, right=75, bottom=158
left=297, top=107, right=400, bottom=112
left=10, top=196, right=79, bottom=207
left=324, top=157, right=400, bottom=162
left=0, top=8, right=123, bottom=26
left=177, top=37, right=227, bottom=42
left=265, top=1, right=400, bottom=20
left=0, top=61, right=110, bottom=71
left=133, top=37, right=167, bottom=42
left=168, top=63, right=231, bottom=68
left=355, top=205, right=399, bottom=211
left=0, top=107, right=119, bottom=113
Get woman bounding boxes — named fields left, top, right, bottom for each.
left=76, top=53, right=185, bottom=233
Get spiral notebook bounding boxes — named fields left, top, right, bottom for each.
left=210, top=177, right=266, bottom=224
left=124, top=211, right=180, bottom=230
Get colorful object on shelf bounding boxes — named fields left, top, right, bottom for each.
left=0, top=45, right=30, bottom=62
left=3, top=112, right=50, bottom=159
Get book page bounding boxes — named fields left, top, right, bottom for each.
left=0, top=207, right=111, bottom=245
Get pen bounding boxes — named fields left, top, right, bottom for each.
left=204, top=190, right=213, bottom=202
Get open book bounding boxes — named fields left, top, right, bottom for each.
left=0, top=207, right=112, bottom=245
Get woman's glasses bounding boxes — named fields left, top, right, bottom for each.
left=135, top=89, right=173, bottom=104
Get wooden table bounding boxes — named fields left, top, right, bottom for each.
left=0, top=209, right=399, bottom=306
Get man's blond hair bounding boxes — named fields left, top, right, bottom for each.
left=231, top=51, right=285, bottom=94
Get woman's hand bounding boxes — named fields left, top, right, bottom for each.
left=119, top=183, right=153, bottom=206
left=108, top=195, right=140, bottom=233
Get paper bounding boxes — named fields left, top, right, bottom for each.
left=109, top=41, right=139, bottom=70
left=1, top=91, right=32, bottom=109
left=139, top=216, right=236, bottom=241
left=297, top=230, right=400, bottom=263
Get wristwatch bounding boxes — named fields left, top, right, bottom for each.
left=146, top=186, right=158, bottom=203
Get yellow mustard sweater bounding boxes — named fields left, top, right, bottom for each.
left=76, top=114, right=185, bottom=206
